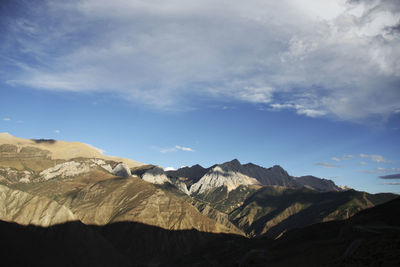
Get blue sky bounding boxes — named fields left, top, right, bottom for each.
left=1, top=0, right=400, bottom=193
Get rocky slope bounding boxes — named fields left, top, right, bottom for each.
left=0, top=184, right=76, bottom=226
left=229, top=186, right=395, bottom=238
left=174, top=159, right=342, bottom=196
left=189, top=161, right=261, bottom=194
left=166, top=164, right=211, bottom=188
left=0, top=134, right=244, bottom=235
left=3, top=166, right=241, bottom=234
left=0, top=134, right=397, bottom=245
left=296, top=175, right=342, bottom=192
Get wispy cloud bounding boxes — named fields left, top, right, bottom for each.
left=3, top=118, right=11, bottom=121
left=315, top=162, right=341, bottom=168
left=332, top=154, right=391, bottom=163
left=270, top=103, right=326, bottom=118
left=379, top=174, right=400, bottom=179
left=54, top=130, right=60, bottom=134
left=358, top=167, right=400, bottom=174
left=175, top=145, right=194, bottom=152
left=382, top=182, right=400, bottom=185
left=360, top=154, right=388, bottom=163
left=157, top=145, right=195, bottom=154
left=1, top=0, right=399, bottom=121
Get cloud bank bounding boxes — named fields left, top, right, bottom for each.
left=315, top=162, right=341, bottom=168
left=2, top=0, right=400, bottom=121
left=379, top=173, right=400, bottom=179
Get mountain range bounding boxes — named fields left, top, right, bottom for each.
left=0, top=133, right=398, bottom=266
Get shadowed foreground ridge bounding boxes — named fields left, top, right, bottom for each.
left=1, top=197, right=399, bottom=267
left=0, top=220, right=250, bottom=267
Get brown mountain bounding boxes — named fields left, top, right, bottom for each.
left=0, top=133, right=398, bottom=266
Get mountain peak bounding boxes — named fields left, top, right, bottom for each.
left=219, top=159, right=242, bottom=171
left=192, top=164, right=204, bottom=168
left=230, top=158, right=241, bottom=164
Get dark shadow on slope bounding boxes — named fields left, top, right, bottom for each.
left=1, top=197, right=399, bottom=267
left=268, top=197, right=400, bottom=267
left=232, top=187, right=396, bottom=238
left=0, top=220, right=256, bottom=267
left=31, top=138, right=57, bottom=144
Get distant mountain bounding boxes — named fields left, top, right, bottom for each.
left=169, top=159, right=342, bottom=195
left=166, top=164, right=211, bottom=188
left=189, top=159, right=262, bottom=195
left=296, top=175, right=342, bottom=192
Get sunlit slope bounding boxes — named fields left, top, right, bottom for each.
left=1, top=167, right=243, bottom=235
left=0, top=132, right=142, bottom=168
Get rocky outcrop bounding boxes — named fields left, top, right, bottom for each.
left=166, top=164, right=210, bottom=188
left=141, top=166, right=170, bottom=184
left=40, top=161, right=91, bottom=180
left=0, top=167, right=32, bottom=183
left=190, top=164, right=260, bottom=195
left=112, top=163, right=131, bottom=177
left=169, top=176, right=190, bottom=195
left=90, top=159, right=113, bottom=172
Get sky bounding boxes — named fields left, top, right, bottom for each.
left=1, top=0, right=400, bottom=194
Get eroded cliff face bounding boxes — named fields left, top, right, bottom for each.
left=0, top=163, right=243, bottom=235
left=0, top=184, right=76, bottom=226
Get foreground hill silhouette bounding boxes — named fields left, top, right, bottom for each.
left=1, top=197, right=399, bottom=266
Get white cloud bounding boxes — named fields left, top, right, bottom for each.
left=3, top=118, right=11, bottom=121
left=315, top=162, right=341, bottom=168
left=333, top=153, right=390, bottom=163
left=175, top=145, right=195, bottom=152
left=157, top=145, right=195, bottom=153
left=236, top=87, right=274, bottom=104
left=358, top=167, right=400, bottom=174
left=360, top=154, right=388, bottom=163
left=164, top=166, right=175, bottom=171
left=269, top=103, right=326, bottom=118
left=2, top=0, right=400, bottom=121
left=296, top=109, right=326, bottom=118
left=54, top=130, right=60, bottom=134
